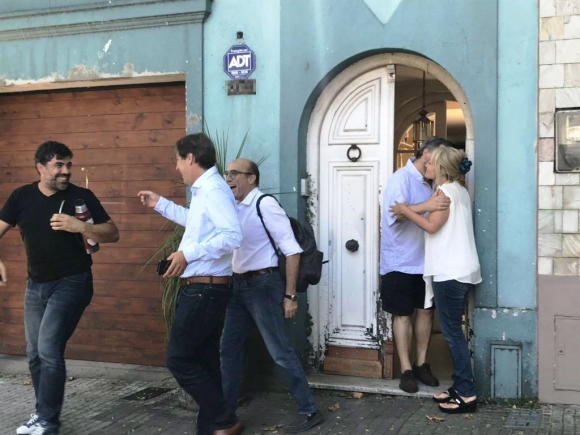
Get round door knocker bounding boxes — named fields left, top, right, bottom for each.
left=345, top=239, right=359, bottom=252
left=347, top=144, right=362, bottom=162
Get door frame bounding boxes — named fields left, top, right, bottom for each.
left=306, top=52, right=475, bottom=364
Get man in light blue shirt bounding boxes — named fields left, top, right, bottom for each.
left=380, top=137, right=452, bottom=394
left=138, top=133, right=243, bottom=435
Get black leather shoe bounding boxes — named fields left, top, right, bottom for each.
left=399, top=370, right=418, bottom=393
left=213, top=421, right=244, bottom=435
left=413, top=363, right=439, bottom=387
left=285, top=411, right=324, bottom=433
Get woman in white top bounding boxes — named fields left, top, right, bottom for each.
left=392, top=146, right=481, bottom=414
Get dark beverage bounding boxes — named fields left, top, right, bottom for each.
left=74, top=199, right=100, bottom=254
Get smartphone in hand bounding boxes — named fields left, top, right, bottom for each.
left=157, top=259, right=171, bottom=275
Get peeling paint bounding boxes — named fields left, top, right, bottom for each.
left=123, top=63, right=135, bottom=77
left=491, top=310, right=497, bottom=319
left=104, top=39, right=113, bottom=53
left=69, top=64, right=100, bottom=80
left=186, top=113, right=201, bottom=129
left=0, top=67, right=181, bottom=88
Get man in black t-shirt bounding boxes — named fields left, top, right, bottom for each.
left=0, top=141, right=119, bottom=435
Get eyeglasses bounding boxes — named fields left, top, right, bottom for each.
left=171, top=157, right=179, bottom=165
left=224, top=170, right=253, bottom=179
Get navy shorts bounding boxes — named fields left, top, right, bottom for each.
left=380, top=271, right=434, bottom=316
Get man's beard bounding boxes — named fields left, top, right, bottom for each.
left=50, top=175, right=70, bottom=191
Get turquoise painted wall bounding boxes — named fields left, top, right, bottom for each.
left=0, top=0, right=539, bottom=398
left=203, top=0, right=281, bottom=195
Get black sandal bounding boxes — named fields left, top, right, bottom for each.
left=438, top=391, right=477, bottom=414
left=432, top=387, right=455, bottom=404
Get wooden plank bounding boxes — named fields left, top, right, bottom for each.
left=0, top=261, right=159, bottom=281
left=78, top=312, right=166, bottom=333
left=0, top=196, right=185, bottom=215
left=65, top=344, right=166, bottom=366
left=0, top=84, right=184, bottom=104
left=93, top=280, right=165, bottom=299
left=0, top=180, right=182, bottom=202
left=0, top=95, right=185, bottom=120
left=0, top=246, right=167, bottom=266
left=88, top=296, right=163, bottom=315
left=0, top=339, right=167, bottom=367
left=0, top=112, right=185, bottom=135
left=0, top=130, right=184, bottom=152
left=0, top=164, right=180, bottom=184
left=0, top=307, right=23, bottom=325
left=0, top=146, right=183, bottom=167
left=0, top=230, right=174, bottom=248
left=68, top=328, right=166, bottom=350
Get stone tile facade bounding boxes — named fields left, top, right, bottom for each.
left=538, top=0, right=580, bottom=275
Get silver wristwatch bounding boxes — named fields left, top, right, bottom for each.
left=284, top=294, right=298, bottom=301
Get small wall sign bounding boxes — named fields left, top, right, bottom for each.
left=223, top=44, right=256, bottom=80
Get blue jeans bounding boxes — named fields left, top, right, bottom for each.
left=165, top=283, right=234, bottom=435
left=221, top=270, right=317, bottom=420
left=24, top=271, right=94, bottom=430
left=432, top=280, right=476, bottom=397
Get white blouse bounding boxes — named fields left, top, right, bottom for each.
left=423, top=181, right=482, bottom=308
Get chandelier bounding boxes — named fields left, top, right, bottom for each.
left=412, top=71, right=434, bottom=149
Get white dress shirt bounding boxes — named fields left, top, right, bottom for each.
left=154, top=166, right=242, bottom=277
left=232, top=188, right=302, bottom=274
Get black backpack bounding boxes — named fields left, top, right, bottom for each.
left=256, top=194, right=324, bottom=293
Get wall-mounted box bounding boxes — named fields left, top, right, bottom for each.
left=556, top=109, right=580, bottom=172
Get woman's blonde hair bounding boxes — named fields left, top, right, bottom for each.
left=430, top=146, right=468, bottom=184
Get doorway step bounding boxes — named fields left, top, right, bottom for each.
left=322, top=345, right=383, bottom=378
left=308, top=373, right=451, bottom=398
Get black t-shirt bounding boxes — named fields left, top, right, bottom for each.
left=0, top=182, right=111, bottom=282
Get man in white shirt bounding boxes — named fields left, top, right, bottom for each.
left=220, top=158, right=324, bottom=434
left=381, top=137, right=452, bottom=394
left=138, top=133, right=243, bottom=435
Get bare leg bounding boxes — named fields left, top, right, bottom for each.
left=393, top=315, right=413, bottom=373
left=414, top=309, right=433, bottom=366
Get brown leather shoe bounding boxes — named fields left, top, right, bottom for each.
left=213, top=421, right=244, bottom=435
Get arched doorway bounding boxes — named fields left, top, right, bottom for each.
left=306, top=53, right=474, bottom=381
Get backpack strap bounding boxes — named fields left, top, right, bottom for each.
left=256, top=194, right=283, bottom=256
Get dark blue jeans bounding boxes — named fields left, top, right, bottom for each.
left=221, top=270, right=317, bottom=420
left=432, top=280, right=477, bottom=397
left=24, top=271, right=94, bottom=430
left=165, top=283, right=234, bottom=435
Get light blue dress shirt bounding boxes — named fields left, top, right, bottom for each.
left=380, top=158, right=433, bottom=275
left=154, top=166, right=242, bottom=277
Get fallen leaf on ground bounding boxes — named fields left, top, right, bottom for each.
left=426, top=415, right=446, bottom=423
left=465, top=414, right=472, bottom=419
left=328, top=403, right=340, bottom=412
left=23, top=380, right=32, bottom=386
left=352, top=392, right=364, bottom=399
left=262, top=424, right=283, bottom=431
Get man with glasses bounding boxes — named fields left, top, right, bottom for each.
left=138, top=133, right=243, bottom=435
left=220, top=158, right=324, bottom=434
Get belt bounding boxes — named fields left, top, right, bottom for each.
left=180, top=276, right=232, bottom=286
left=237, top=267, right=278, bottom=281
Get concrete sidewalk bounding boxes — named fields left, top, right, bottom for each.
left=0, top=371, right=576, bottom=435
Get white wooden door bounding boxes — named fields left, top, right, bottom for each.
left=319, top=66, right=395, bottom=349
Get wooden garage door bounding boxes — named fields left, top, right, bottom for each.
left=0, top=83, right=186, bottom=366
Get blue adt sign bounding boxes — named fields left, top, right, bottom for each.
left=223, top=44, right=256, bottom=80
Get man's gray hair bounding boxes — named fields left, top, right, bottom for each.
left=415, top=136, right=455, bottom=158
